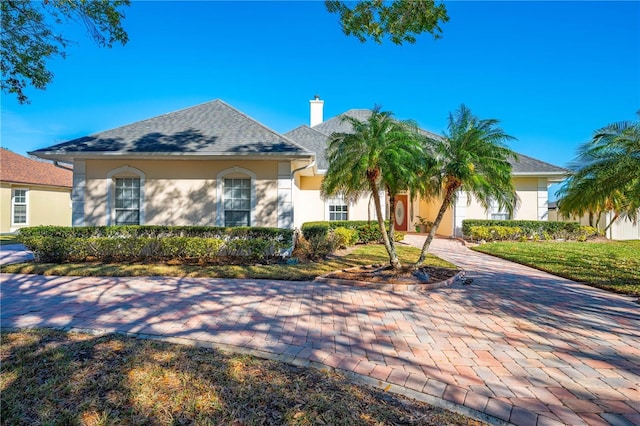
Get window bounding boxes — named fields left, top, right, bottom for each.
left=489, top=199, right=510, bottom=220
left=12, top=189, right=28, bottom=225
left=328, top=197, right=348, bottom=221
left=224, top=178, right=251, bottom=226
left=114, top=178, right=140, bottom=225
left=490, top=212, right=510, bottom=220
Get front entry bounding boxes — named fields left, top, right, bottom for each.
left=394, top=194, right=408, bottom=231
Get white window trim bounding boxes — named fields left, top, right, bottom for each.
left=216, top=166, right=256, bottom=227
left=106, top=166, right=145, bottom=226
left=11, top=187, right=29, bottom=226
left=325, top=196, right=349, bottom=221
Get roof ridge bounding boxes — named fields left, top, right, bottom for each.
left=285, top=124, right=331, bottom=138
left=214, top=100, right=312, bottom=154
left=77, top=99, right=226, bottom=137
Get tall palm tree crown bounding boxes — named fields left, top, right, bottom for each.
left=558, top=114, right=640, bottom=223
left=415, top=104, right=518, bottom=266
left=321, top=106, right=430, bottom=269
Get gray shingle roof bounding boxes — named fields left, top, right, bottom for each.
left=311, top=109, right=373, bottom=136
left=283, top=125, right=330, bottom=169
left=31, top=100, right=311, bottom=159
left=510, top=153, right=566, bottom=175
left=311, top=109, right=442, bottom=140
left=285, top=109, right=567, bottom=176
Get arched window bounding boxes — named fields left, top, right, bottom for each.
left=216, top=166, right=256, bottom=227
left=106, top=166, right=145, bottom=225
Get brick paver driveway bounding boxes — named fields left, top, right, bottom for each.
left=1, top=237, right=639, bottom=425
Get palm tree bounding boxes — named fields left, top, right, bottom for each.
left=321, top=106, right=430, bottom=270
left=557, top=114, right=640, bottom=225
left=415, top=105, right=518, bottom=267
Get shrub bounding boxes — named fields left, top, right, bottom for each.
left=462, top=219, right=580, bottom=241
left=17, top=226, right=292, bottom=264
left=301, top=221, right=391, bottom=244
left=463, top=220, right=601, bottom=242
left=332, top=227, right=359, bottom=249
left=294, top=233, right=339, bottom=261
left=469, top=226, right=523, bottom=242
left=576, top=226, right=599, bottom=242
left=301, top=224, right=329, bottom=242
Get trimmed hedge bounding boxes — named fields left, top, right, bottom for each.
left=462, top=220, right=599, bottom=241
left=17, top=226, right=293, bottom=264
left=301, top=221, right=398, bottom=244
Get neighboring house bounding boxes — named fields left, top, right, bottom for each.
left=0, top=148, right=72, bottom=233
left=548, top=201, right=640, bottom=240
left=30, top=98, right=566, bottom=236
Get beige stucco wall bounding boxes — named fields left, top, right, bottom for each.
left=0, top=182, right=71, bottom=233
left=293, top=176, right=382, bottom=227
left=0, top=184, right=11, bottom=233
left=77, top=159, right=559, bottom=235
left=416, top=196, right=454, bottom=236
left=512, top=177, right=544, bottom=220
left=459, top=177, right=546, bottom=221
left=84, top=160, right=280, bottom=227
left=413, top=177, right=552, bottom=237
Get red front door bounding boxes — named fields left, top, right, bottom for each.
left=394, top=195, right=408, bottom=231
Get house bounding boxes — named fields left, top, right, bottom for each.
left=0, top=148, right=73, bottom=232
left=29, top=98, right=566, bottom=235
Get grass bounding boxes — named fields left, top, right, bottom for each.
left=1, top=329, right=483, bottom=426
left=1, top=244, right=456, bottom=281
left=472, top=240, right=640, bottom=296
left=0, top=235, right=19, bottom=246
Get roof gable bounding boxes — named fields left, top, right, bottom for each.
left=310, top=109, right=373, bottom=136
left=283, top=125, right=330, bottom=169
left=0, top=148, right=72, bottom=188
left=31, top=100, right=311, bottom=159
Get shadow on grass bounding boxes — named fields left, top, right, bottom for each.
left=0, top=329, right=475, bottom=425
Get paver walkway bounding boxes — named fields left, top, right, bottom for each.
left=1, top=237, right=639, bottom=425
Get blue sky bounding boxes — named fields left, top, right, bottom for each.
left=2, top=1, right=639, bottom=199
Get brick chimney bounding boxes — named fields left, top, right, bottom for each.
left=309, top=95, right=324, bottom=127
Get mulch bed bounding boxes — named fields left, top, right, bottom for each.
left=324, top=264, right=460, bottom=285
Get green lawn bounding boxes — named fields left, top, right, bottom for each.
left=472, top=240, right=640, bottom=296
left=1, top=244, right=456, bottom=281
left=1, top=329, right=480, bottom=426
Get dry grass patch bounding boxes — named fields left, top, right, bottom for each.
left=1, top=329, right=484, bottom=425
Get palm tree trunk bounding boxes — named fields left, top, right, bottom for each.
left=414, top=185, right=458, bottom=268
left=370, top=180, right=401, bottom=270
left=603, top=211, right=620, bottom=234
left=387, top=189, right=396, bottom=254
